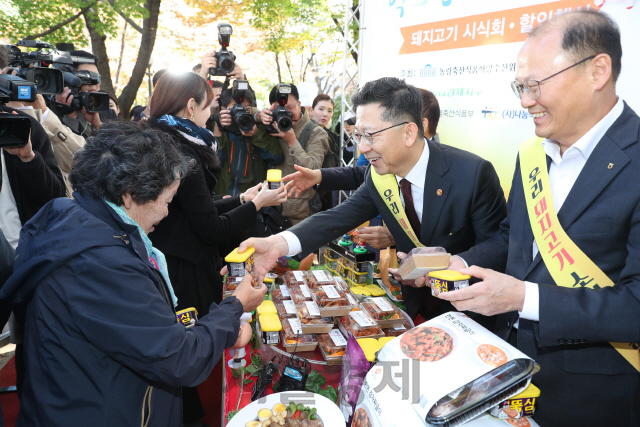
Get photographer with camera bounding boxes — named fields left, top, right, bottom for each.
left=50, top=50, right=116, bottom=138
left=213, top=80, right=283, bottom=196
left=256, top=83, right=329, bottom=224
left=0, top=46, right=66, bottom=248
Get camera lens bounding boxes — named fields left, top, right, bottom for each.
left=220, top=58, right=234, bottom=73
left=33, top=72, right=50, bottom=90
left=237, top=114, right=255, bottom=132
left=277, top=117, right=293, bottom=133
left=87, top=94, right=103, bottom=111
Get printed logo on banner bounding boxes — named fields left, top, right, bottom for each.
left=399, top=0, right=598, bottom=54
left=419, top=64, right=438, bottom=77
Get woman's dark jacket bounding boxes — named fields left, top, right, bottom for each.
left=148, top=121, right=258, bottom=312
left=0, top=191, right=244, bottom=427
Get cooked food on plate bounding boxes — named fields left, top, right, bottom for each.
left=247, top=402, right=322, bottom=427
left=477, top=344, right=508, bottom=367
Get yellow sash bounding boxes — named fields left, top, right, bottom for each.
left=519, top=137, right=640, bottom=372
left=371, top=168, right=424, bottom=247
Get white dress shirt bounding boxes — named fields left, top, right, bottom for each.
left=280, top=139, right=431, bottom=256
left=518, top=97, right=624, bottom=322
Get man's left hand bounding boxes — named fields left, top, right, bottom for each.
left=357, top=226, right=395, bottom=249
left=437, top=266, right=526, bottom=316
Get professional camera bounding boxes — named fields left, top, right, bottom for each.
left=265, top=84, right=293, bottom=134
left=53, top=66, right=109, bottom=114
left=0, top=74, right=35, bottom=148
left=7, top=40, right=69, bottom=95
left=209, top=23, right=236, bottom=76
left=220, top=79, right=256, bottom=134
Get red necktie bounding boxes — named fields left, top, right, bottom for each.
left=399, top=178, right=421, bottom=237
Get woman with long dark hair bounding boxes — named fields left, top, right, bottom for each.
left=147, top=72, right=286, bottom=426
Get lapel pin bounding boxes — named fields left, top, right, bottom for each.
left=608, top=163, right=614, bottom=169
left=436, top=189, right=443, bottom=196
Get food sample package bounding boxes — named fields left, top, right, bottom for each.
left=353, top=312, right=538, bottom=427
left=290, top=283, right=313, bottom=305
left=296, top=300, right=334, bottom=334
left=318, top=329, right=348, bottom=365
left=283, top=270, right=307, bottom=287
left=332, top=275, right=349, bottom=291
left=224, top=247, right=259, bottom=288
left=256, top=300, right=277, bottom=316
left=382, top=319, right=413, bottom=337
left=271, top=285, right=291, bottom=304
left=311, top=284, right=354, bottom=317
left=361, top=297, right=404, bottom=328
left=224, top=275, right=243, bottom=292
left=258, top=314, right=282, bottom=345
left=338, top=309, right=384, bottom=339
left=489, top=383, right=540, bottom=420
left=430, top=270, right=471, bottom=297
left=304, top=269, right=335, bottom=289
left=397, top=246, right=451, bottom=281
left=281, top=317, right=318, bottom=353
left=267, top=169, right=282, bottom=189
left=275, top=300, right=298, bottom=320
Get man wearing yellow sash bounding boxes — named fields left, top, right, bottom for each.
left=235, top=77, right=507, bottom=324
left=440, top=10, right=640, bottom=426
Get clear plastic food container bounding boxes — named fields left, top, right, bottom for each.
left=339, top=310, right=384, bottom=339
left=296, top=301, right=333, bottom=334
left=224, top=275, right=243, bottom=292
left=271, top=285, right=291, bottom=303
left=283, top=270, right=307, bottom=287
left=332, top=276, right=349, bottom=292
left=290, top=283, right=313, bottom=305
left=317, top=329, right=347, bottom=365
left=311, top=284, right=353, bottom=317
left=361, top=297, right=404, bottom=328
left=382, top=319, right=413, bottom=337
left=281, top=318, right=318, bottom=353
left=275, top=300, right=298, bottom=319
left=304, top=270, right=335, bottom=289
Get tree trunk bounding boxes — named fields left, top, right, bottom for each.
left=83, top=8, right=116, bottom=97
left=114, top=21, right=128, bottom=91
left=284, top=52, right=294, bottom=84
left=275, top=52, right=282, bottom=83
left=117, top=0, right=161, bottom=119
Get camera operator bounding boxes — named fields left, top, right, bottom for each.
left=256, top=84, right=329, bottom=224
left=0, top=46, right=66, bottom=248
left=50, top=50, right=117, bottom=137
left=213, top=85, right=284, bottom=196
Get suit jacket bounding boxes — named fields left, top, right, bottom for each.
left=290, top=139, right=507, bottom=319
left=318, top=165, right=368, bottom=192
left=459, top=102, right=640, bottom=426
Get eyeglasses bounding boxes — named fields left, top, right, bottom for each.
left=353, top=121, right=409, bottom=146
left=510, top=55, right=595, bottom=100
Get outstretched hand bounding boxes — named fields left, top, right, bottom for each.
left=220, top=235, right=290, bottom=283
left=281, top=164, right=322, bottom=198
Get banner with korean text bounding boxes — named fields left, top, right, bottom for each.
left=360, top=0, right=640, bottom=195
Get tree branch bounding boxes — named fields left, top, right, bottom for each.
left=25, top=2, right=97, bottom=39
left=107, top=0, right=143, bottom=33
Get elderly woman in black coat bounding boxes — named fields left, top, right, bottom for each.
left=0, top=121, right=266, bottom=427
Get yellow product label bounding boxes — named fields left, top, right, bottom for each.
left=267, top=169, right=282, bottom=183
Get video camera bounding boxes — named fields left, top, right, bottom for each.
left=265, top=84, right=293, bottom=134
left=6, top=40, right=74, bottom=95
left=209, top=23, right=236, bottom=77
left=0, top=74, right=35, bottom=148
left=52, top=65, right=109, bottom=114
left=221, top=79, right=256, bottom=134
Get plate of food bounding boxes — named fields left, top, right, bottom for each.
left=226, top=391, right=345, bottom=427
left=476, top=343, right=510, bottom=368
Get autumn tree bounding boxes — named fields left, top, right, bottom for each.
left=0, top=0, right=160, bottom=118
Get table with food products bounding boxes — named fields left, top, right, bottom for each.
left=221, top=234, right=542, bottom=427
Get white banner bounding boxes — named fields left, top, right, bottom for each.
left=360, top=0, right=640, bottom=194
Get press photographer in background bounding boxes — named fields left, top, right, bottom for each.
left=1, top=46, right=85, bottom=197
left=256, top=83, right=330, bottom=224
left=49, top=50, right=117, bottom=137
left=146, top=71, right=286, bottom=426
left=213, top=80, right=283, bottom=196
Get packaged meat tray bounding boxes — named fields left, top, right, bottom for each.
left=275, top=300, right=297, bottom=319
left=290, top=283, right=313, bottom=304
left=360, top=297, right=404, bottom=328
left=338, top=310, right=384, bottom=339
left=281, top=318, right=318, bottom=353
left=311, top=284, right=354, bottom=317
left=317, top=329, right=348, bottom=365
left=296, top=300, right=334, bottom=334
left=304, top=269, right=335, bottom=289
left=283, top=270, right=307, bottom=287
